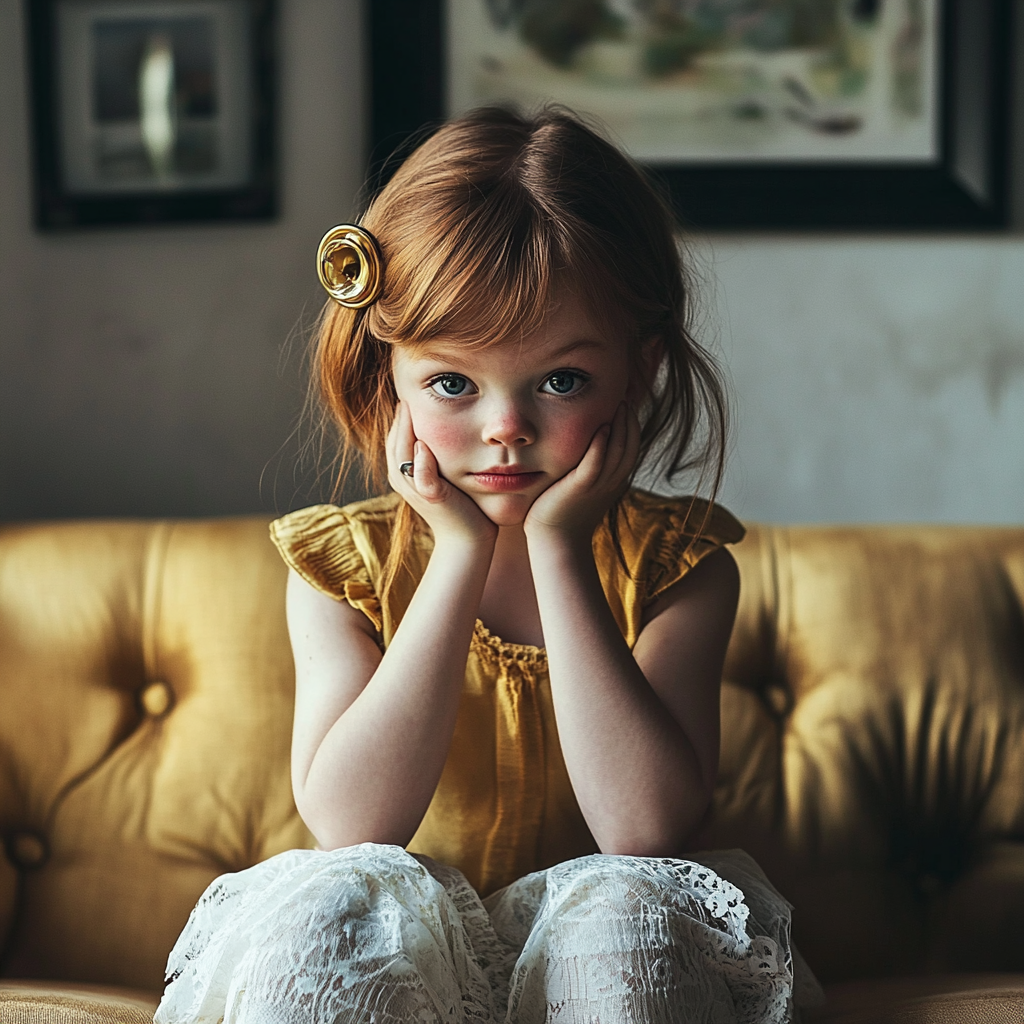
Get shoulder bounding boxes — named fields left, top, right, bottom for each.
left=618, top=489, right=745, bottom=548
left=269, top=493, right=401, bottom=602
left=594, top=488, right=744, bottom=648
left=614, top=488, right=745, bottom=601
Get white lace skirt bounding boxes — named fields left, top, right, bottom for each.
left=155, top=845, right=816, bottom=1024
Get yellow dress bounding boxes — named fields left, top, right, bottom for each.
left=156, top=492, right=816, bottom=1022
left=269, top=487, right=745, bottom=897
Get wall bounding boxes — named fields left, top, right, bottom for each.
left=0, top=0, right=365, bottom=519
left=1, top=0, right=1022, bottom=525
left=711, top=237, right=1024, bottom=523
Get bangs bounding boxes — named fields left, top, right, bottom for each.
left=369, top=216, right=630, bottom=353
left=361, top=116, right=631, bottom=353
left=400, top=213, right=559, bottom=350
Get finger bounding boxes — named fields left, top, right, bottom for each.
left=386, top=401, right=400, bottom=459
left=400, top=402, right=420, bottom=459
left=608, top=402, right=639, bottom=479
left=575, top=421, right=611, bottom=485
left=412, top=440, right=446, bottom=503
left=399, top=400, right=416, bottom=462
left=604, top=402, right=629, bottom=473
left=586, top=403, right=625, bottom=487
left=387, top=402, right=416, bottom=491
left=607, top=410, right=640, bottom=499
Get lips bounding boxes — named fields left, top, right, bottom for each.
left=470, top=468, right=543, bottom=492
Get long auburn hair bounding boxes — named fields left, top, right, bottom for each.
left=312, top=106, right=728, bottom=605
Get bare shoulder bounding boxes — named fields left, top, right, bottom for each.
left=286, top=568, right=381, bottom=647
left=285, top=569, right=382, bottom=704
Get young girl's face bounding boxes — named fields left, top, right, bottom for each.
left=391, top=292, right=634, bottom=527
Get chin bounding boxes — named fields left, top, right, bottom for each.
left=473, top=493, right=533, bottom=528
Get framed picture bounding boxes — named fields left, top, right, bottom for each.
left=26, top=0, right=276, bottom=228
left=370, top=0, right=1011, bottom=229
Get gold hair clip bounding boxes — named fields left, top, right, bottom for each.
left=317, top=225, right=384, bottom=308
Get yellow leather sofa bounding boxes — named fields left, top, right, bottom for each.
left=1, top=516, right=1022, bottom=1023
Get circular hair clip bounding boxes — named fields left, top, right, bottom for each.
left=317, top=225, right=384, bottom=308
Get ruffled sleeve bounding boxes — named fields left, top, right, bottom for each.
left=639, top=494, right=745, bottom=603
left=269, top=504, right=383, bottom=634
left=595, top=490, right=745, bottom=648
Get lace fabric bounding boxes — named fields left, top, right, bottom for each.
left=156, top=845, right=816, bottom=1024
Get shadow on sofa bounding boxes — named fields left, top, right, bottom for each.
left=1, top=516, right=1023, bottom=1022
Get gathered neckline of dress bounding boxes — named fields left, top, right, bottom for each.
left=471, top=619, right=548, bottom=667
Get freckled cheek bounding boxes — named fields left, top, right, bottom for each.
left=407, top=405, right=474, bottom=462
left=546, top=413, right=609, bottom=466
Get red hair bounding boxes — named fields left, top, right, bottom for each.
left=312, top=106, right=728, bottom=603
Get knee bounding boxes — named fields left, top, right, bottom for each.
left=544, top=853, right=668, bottom=915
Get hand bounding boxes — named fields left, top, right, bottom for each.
left=524, top=401, right=641, bottom=543
left=387, top=401, right=498, bottom=548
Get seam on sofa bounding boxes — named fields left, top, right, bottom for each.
left=142, top=522, right=173, bottom=687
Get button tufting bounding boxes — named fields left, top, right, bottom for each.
left=762, top=683, right=793, bottom=718
left=140, top=680, right=174, bottom=717
left=4, top=831, right=49, bottom=870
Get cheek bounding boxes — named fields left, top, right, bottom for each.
left=546, top=408, right=613, bottom=464
left=407, top=403, right=471, bottom=456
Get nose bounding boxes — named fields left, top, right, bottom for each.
left=481, top=396, right=536, bottom=448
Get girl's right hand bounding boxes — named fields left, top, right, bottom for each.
left=386, top=401, right=498, bottom=548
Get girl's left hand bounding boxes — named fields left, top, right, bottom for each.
left=524, top=401, right=641, bottom=542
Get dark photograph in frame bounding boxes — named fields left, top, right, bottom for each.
left=26, top=0, right=276, bottom=229
left=370, top=0, right=1011, bottom=230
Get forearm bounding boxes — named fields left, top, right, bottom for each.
left=297, top=538, right=491, bottom=849
left=528, top=532, right=710, bottom=855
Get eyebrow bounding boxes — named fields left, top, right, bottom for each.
left=410, top=336, right=605, bottom=367
left=546, top=337, right=604, bottom=359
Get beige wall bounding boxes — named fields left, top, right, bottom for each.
left=0, top=0, right=365, bottom=519
left=2, top=0, right=1022, bottom=524
left=709, top=236, right=1024, bottom=523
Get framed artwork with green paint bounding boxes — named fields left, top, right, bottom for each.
left=371, top=0, right=1011, bottom=229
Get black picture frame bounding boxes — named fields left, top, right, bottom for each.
left=26, top=0, right=276, bottom=229
left=370, top=0, right=1012, bottom=230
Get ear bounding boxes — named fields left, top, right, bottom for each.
left=627, top=335, right=665, bottom=403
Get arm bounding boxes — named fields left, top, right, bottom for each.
left=524, top=401, right=739, bottom=855
left=289, top=402, right=496, bottom=850
left=526, top=540, right=738, bottom=855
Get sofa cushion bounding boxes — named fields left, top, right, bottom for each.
left=0, top=519, right=312, bottom=989
left=0, top=981, right=158, bottom=1023
left=807, top=974, right=1024, bottom=1024
left=3, top=519, right=1024, bottom=990
left=703, top=525, right=1024, bottom=982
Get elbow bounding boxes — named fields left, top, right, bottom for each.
left=596, top=789, right=715, bottom=859
left=300, top=815, right=414, bottom=854
left=598, top=828, right=690, bottom=860
left=599, top=838, right=682, bottom=859
left=293, top=784, right=416, bottom=852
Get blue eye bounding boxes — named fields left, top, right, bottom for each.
left=542, top=371, right=585, bottom=395
left=428, top=374, right=473, bottom=398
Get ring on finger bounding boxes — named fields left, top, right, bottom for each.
left=399, top=461, right=414, bottom=478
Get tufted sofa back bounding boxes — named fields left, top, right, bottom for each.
left=1, top=518, right=1023, bottom=992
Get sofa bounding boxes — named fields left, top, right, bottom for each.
left=0, top=514, right=1022, bottom=1023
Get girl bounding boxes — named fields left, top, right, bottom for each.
left=156, top=107, right=810, bottom=1024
